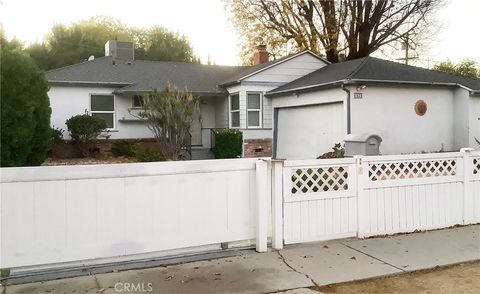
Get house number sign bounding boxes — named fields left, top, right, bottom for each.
left=353, top=92, right=363, bottom=99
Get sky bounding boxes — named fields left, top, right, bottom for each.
left=1, top=0, right=479, bottom=66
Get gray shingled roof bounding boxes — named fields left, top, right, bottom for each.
left=46, top=56, right=247, bottom=95
left=268, top=57, right=480, bottom=95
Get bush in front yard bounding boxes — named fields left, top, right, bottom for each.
left=213, top=129, right=243, bottom=159
left=133, top=84, right=199, bottom=160
left=111, top=140, right=136, bottom=157
left=66, top=114, right=107, bottom=157
left=1, top=39, right=52, bottom=166
left=317, top=143, right=345, bottom=159
left=51, top=127, right=65, bottom=145
left=134, top=147, right=165, bottom=162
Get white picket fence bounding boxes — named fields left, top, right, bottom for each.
left=358, top=152, right=465, bottom=237
left=271, top=149, right=480, bottom=248
left=1, top=150, right=479, bottom=270
left=466, top=154, right=480, bottom=223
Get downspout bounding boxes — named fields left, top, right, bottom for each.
left=341, top=83, right=352, bottom=134
left=272, top=108, right=279, bottom=159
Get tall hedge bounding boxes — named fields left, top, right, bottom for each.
left=1, top=40, right=52, bottom=166
left=213, top=129, right=243, bottom=159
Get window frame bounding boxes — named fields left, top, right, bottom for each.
left=89, top=93, right=116, bottom=130
left=246, top=91, right=263, bottom=129
left=132, top=95, right=145, bottom=109
left=229, top=92, right=240, bottom=129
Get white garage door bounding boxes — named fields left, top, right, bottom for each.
left=471, top=97, right=480, bottom=146
left=276, top=103, right=346, bottom=160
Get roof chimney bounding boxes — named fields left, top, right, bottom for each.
left=253, top=45, right=269, bottom=65
left=105, top=40, right=134, bottom=61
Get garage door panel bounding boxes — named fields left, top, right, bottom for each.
left=470, top=97, right=480, bottom=147
left=277, top=103, right=345, bottom=159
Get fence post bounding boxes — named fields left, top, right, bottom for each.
left=255, top=159, right=268, bottom=252
left=461, top=148, right=474, bottom=225
left=0, top=186, right=2, bottom=270
left=271, top=160, right=284, bottom=250
left=355, top=156, right=369, bottom=238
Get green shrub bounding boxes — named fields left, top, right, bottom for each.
left=317, top=143, right=345, bottom=159
left=66, top=114, right=107, bottom=157
left=213, top=129, right=243, bottom=159
left=51, top=127, right=64, bottom=145
left=134, top=147, right=165, bottom=162
left=1, top=39, right=52, bottom=166
left=111, top=141, right=136, bottom=157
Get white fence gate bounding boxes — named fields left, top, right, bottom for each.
left=281, top=158, right=358, bottom=244
left=273, top=149, right=480, bottom=247
left=1, top=159, right=262, bottom=269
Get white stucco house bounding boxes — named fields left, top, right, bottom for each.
left=46, top=41, right=328, bottom=158
left=269, top=57, right=480, bottom=159
left=46, top=40, right=480, bottom=159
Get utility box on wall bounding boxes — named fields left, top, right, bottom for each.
left=344, top=134, right=382, bottom=156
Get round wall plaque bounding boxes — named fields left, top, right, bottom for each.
left=415, top=100, right=427, bottom=116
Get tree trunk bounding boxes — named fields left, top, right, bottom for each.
left=326, top=49, right=339, bottom=63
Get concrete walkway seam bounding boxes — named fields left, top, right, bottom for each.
left=275, top=250, right=320, bottom=289
left=339, top=242, right=406, bottom=273
left=93, top=274, right=103, bottom=292
left=265, top=286, right=322, bottom=294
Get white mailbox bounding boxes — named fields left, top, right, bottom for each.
left=344, top=134, right=382, bottom=156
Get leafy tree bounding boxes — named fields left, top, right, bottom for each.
left=133, top=26, right=199, bottom=62
left=433, top=59, right=479, bottom=78
left=65, top=114, right=107, bottom=157
left=1, top=38, right=52, bottom=166
left=26, top=43, right=53, bottom=70
left=25, top=16, right=198, bottom=70
left=226, top=0, right=442, bottom=63
left=132, top=84, right=199, bottom=160
left=24, top=17, right=127, bottom=70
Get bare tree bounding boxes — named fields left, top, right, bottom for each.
left=131, top=84, right=199, bottom=160
left=226, top=0, right=443, bottom=63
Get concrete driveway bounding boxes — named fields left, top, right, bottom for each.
left=4, top=225, right=480, bottom=294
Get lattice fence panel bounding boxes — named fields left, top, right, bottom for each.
left=291, top=166, right=348, bottom=194
left=368, top=159, right=457, bottom=181
left=474, top=158, right=480, bottom=175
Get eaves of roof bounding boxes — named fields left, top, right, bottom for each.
left=48, top=80, right=133, bottom=87
left=266, top=78, right=479, bottom=97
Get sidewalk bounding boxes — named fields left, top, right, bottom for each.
left=4, top=225, right=480, bottom=294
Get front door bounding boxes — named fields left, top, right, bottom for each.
left=190, top=107, right=202, bottom=146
